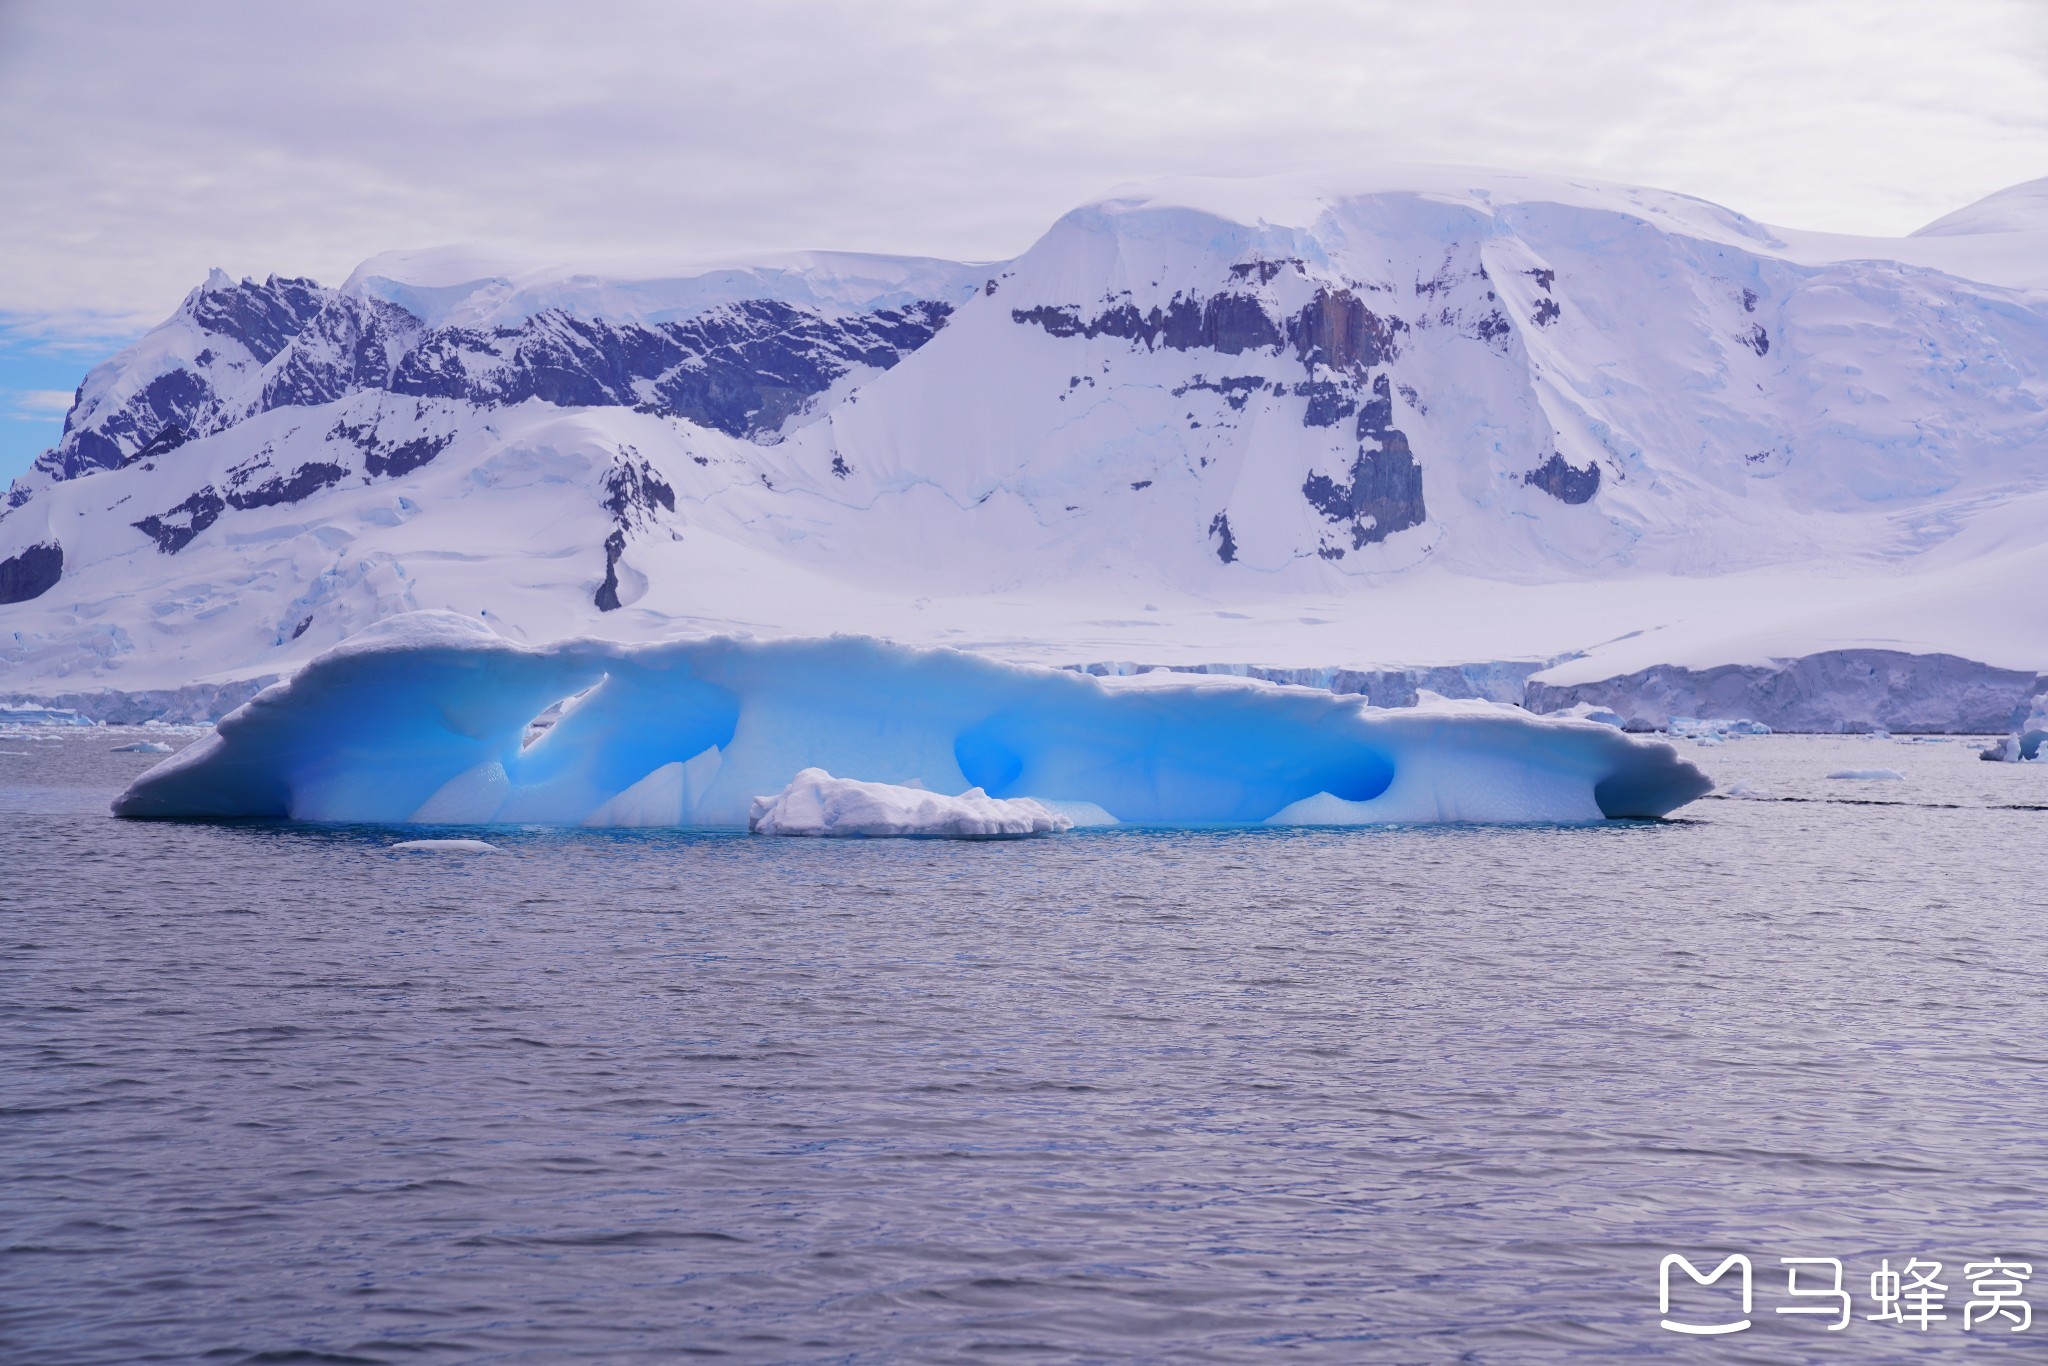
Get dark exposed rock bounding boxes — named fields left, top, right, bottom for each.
left=78, top=369, right=211, bottom=475
left=595, top=530, right=627, bottom=612
left=1532, top=298, right=1562, bottom=327
left=189, top=275, right=327, bottom=363
left=394, top=300, right=952, bottom=439
left=1739, top=324, right=1770, bottom=356
left=225, top=462, right=348, bottom=510
left=1288, top=289, right=1406, bottom=373
left=1228, top=258, right=1304, bottom=284
left=256, top=296, right=421, bottom=414
left=123, top=422, right=191, bottom=466
left=291, top=615, right=313, bottom=640
left=603, top=456, right=676, bottom=526
left=1741, top=288, right=1759, bottom=313
left=1527, top=268, right=1556, bottom=292
left=363, top=434, right=450, bottom=479
left=34, top=284, right=956, bottom=490
left=1172, top=375, right=1266, bottom=411
left=1301, top=376, right=1426, bottom=546
left=133, top=487, right=226, bottom=553
left=1013, top=293, right=1282, bottom=356
left=1208, top=512, right=1237, bottom=564
left=1130, top=479, right=1152, bottom=490
left=1303, top=443, right=1425, bottom=548
left=1296, top=380, right=1356, bottom=428
left=1469, top=310, right=1514, bottom=347
left=830, top=454, right=852, bottom=479
left=1524, top=452, right=1600, bottom=504
left=0, top=542, right=63, bottom=604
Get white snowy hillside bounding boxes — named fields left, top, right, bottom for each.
left=3, top=167, right=2046, bottom=720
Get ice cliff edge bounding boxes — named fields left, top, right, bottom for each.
left=110, top=611, right=1712, bottom=826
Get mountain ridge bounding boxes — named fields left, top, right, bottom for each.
left=3, top=166, right=2044, bottom=705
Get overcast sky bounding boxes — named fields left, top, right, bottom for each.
left=1, top=0, right=2045, bottom=472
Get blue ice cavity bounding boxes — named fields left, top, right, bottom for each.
left=111, top=611, right=1712, bottom=826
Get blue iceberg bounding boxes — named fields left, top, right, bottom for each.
left=112, top=612, right=1712, bottom=827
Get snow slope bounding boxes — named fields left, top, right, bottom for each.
left=4, top=167, right=2045, bottom=698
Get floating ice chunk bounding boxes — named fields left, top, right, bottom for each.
left=112, top=611, right=1713, bottom=827
left=390, top=838, right=501, bottom=853
left=749, top=768, right=1071, bottom=838
left=112, top=741, right=175, bottom=754
left=1720, top=780, right=1774, bottom=799
left=1827, top=768, right=1905, bottom=781
left=1980, top=696, right=2048, bottom=763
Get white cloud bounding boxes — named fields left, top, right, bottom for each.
left=5, top=389, right=75, bottom=419
left=0, top=0, right=2042, bottom=340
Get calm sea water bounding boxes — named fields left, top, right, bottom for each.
left=3, top=729, right=2046, bottom=1364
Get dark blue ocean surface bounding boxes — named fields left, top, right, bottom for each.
left=3, top=731, right=2046, bottom=1363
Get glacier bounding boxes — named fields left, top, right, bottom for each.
left=110, top=612, right=1711, bottom=827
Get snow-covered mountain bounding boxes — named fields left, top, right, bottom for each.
left=4, top=168, right=2046, bottom=718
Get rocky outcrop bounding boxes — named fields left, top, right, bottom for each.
left=28, top=276, right=956, bottom=488
left=0, top=542, right=63, bottom=604
left=1302, top=376, right=1425, bottom=551
left=1523, top=452, right=1600, bottom=504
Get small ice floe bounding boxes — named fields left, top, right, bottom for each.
left=112, top=741, right=175, bottom=754
left=749, top=768, right=1071, bottom=839
left=390, top=838, right=501, bottom=853
left=1826, top=769, right=1905, bottom=781
left=1720, top=780, right=1774, bottom=799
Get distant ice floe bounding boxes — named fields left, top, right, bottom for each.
left=390, top=838, right=500, bottom=854
left=112, top=741, right=175, bottom=754
left=1669, top=717, right=1772, bottom=741
left=112, top=612, right=1713, bottom=828
left=1826, top=769, right=1906, bottom=781
left=749, top=769, right=1070, bottom=838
